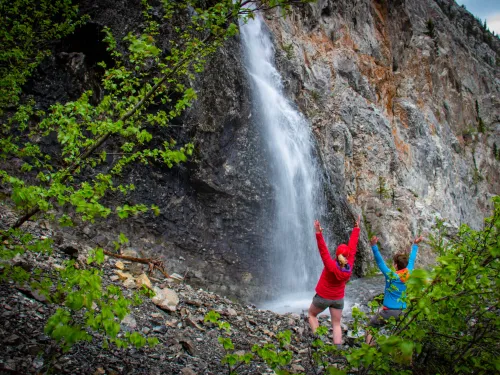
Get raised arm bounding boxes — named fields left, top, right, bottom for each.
left=407, top=236, right=422, bottom=271
left=316, top=232, right=337, bottom=273
left=370, top=236, right=391, bottom=277
left=347, top=228, right=360, bottom=267
left=346, top=215, right=361, bottom=266
left=314, top=220, right=351, bottom=281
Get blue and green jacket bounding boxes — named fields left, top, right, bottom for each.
left=371, top=243, right=419, bottom=309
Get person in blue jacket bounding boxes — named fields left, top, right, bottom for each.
left=366, top=235, right=423, bottom=345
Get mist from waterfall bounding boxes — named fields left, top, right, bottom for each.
left=240, top=14, right=327, bottom=294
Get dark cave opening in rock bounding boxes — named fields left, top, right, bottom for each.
left=58, top=22, right=113, bottom=69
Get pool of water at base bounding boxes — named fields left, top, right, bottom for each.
left=257, top=276, right=385, bottom=319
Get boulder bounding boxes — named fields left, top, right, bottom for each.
left=121, top=314, right=137, bottom=330
left=123, top=278, right=136, bottom=289
left=151, top=287, right=179, bottom=312
left=115, top=270, right=133, bottom=281
left=136, top=273, right=152, bottom=289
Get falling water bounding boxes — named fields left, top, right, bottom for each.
left=240, top=14, right=326, bottom=295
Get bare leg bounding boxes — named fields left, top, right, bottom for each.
left=308, top=303, right=324, bottom=334
left=365, top=332, right=375, bottom=346
left=329, top=307, right=343, bottom=345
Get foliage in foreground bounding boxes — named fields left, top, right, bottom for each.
left=0, top=0, right=308, bottom=359
left=208, top=197, right=500, bottom=375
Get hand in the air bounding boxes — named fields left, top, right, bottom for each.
left=370, top=236, right=378, bottom=246
left=354, top=214, right=361, bottom=228
left=414, top=236, right=423, bottom=244
left=314, top=220, right=323, bottom=233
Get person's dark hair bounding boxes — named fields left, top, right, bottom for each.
left=393, top=252, right=409, bottom=270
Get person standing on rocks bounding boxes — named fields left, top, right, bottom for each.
left=308, top=216, right=360, bottom=347
left=365, top=235, right=423, bottom=345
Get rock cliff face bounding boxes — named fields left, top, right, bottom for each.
left=18, top=0, right=500, bottom=302
left=267, top=0, right=500, bottom=266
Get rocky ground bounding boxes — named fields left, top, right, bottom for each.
left=0, top=208, right=375, bottom=375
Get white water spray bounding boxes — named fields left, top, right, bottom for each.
left=240, top=14, right=326, bottom=294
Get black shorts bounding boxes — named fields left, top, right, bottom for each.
left=368, top=308, right=403, bottom=327
left=312, top=294, right=344, bottom=310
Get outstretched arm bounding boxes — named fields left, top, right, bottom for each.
left=314, top=220, right=351, bottom=280
left=347, top=215, right=361, bottom=267
left=407, top=236, right=422, bottom=270
left=316, top=231, right=337, bottom=272
left=370, top=236, right=391, bottom=277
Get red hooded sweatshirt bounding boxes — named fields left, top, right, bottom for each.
left=315, top=227, right=360, bottom=300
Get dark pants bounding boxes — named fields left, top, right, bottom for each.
left=368, top=307, right=403, bottom=327
left=312, top=294, right=344, bottom=310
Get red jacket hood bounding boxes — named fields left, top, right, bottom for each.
left=336, top=244, right=350, bottom=257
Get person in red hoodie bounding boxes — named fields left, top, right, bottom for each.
left=308, top=216, right=360, bottom=347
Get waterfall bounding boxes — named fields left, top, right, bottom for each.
left=240, top=14, right=327, bottom=295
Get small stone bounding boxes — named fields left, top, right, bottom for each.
left=153, top=325, right=167, bottom=333
left=136, top=273, right=152, bottom=289
left=142, top=327, right=151, bottom=334
left=185, top=317, right=205, bottom=331
left=93, top=367, right=105, bottom=375
left=115, top=261, right=125, bottom=270
left=129, top=263, right=145, bottom=276
left=121, top=248, right=139, bottom=257
left=121, top=314, right=137, bottom=330
left=170, top=273, right=184, bottom=282
left=110, top=275, right=120, bottom=282
left=33, top=356, right=44, bottom=370
left=292, top=364, right=305, bottom=372
left=123, top=278, right=136, bottom=289
left=151, top=287, right=179, bottom=312
left=180, top=338, right=195, bottom=356
left=22, top=288, right=47, bottom=303
left=262, top=329, right=274, bottom=337
left=115, top=270, right=133, bottom=281
left=181, top=367, right=196, bottom=375
left=165, top=319, right=179, bottom=327
left=226, top=308, right=237, bottom=316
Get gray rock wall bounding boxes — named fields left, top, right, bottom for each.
left=265, top=0, right=499, bottom=268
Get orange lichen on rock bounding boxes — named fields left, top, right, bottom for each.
left=392, top=122, right=411, bottom=165
left=393, top=102, right=410, bottom=129
left=371, top=0, right=392, bottom=62
left=308, top=29, right=334, bottom=56
left=358, top=54, right=396, bottom=115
